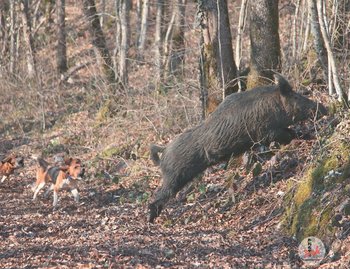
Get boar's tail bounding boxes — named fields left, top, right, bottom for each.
left=150, top=144, right=165, bottom=166
left=274, top=73, right=292, bottom=93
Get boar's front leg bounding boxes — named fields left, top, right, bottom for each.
left=148, top=183, right=174, bottom=223
left=271, top=128, right=296, bottom=145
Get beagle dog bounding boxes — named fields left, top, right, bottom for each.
left=32, top=157, right=85, bottom=207
left=0, top=154, right=24, bottom=182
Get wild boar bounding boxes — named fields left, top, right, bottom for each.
left=149, top=74, right=327, bottom=223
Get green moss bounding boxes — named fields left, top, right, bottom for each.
left=343, top=204, right=350, bottom=215
left=100, top=145, right=123, bottom=158
left=290, top=198, right=315, bottom=238
left=294, top=176, right=313, bottom=206
left=283, top=129, right=350, bottom=242
left=323, top=156, right=339, bottom=172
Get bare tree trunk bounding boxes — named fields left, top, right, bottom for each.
left=308, top=0, right=328, bottom=80
left=136, top=0, right=141, bottom=48
left=292, top=0, right=301, bottom=59
left=9, top=0, right=16, bottom=75
left=155, top=0, right=165, bottom=88
left=100, top=0, right=105, bottom=27
left=119, top=0, right=131, bottom=86
left=0, top=1, right=9, bottom=68
left=247, top=0, right=281, bottom=89
left=56, top=0, right=67, bottom=74
left=21, top=0, right=36, bottom=78
left=166, top=0, right=186, bottom=77
left=303, top=2, right=311, bottom=52
left=235, top=0, right=248, bottom=91
left=197, top=0, right=237, bottom=112
left=199, top=34, right=208, bottom=120
left=137, top=0, right=149, bottom=59
left=316, top=0, right=346, bottom=102
left=82, top=0, right=117, bottom=87
left=113, top=0, right=121, bottom=79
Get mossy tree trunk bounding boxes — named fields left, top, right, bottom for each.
left=197, top=0, right=238, bottom=116
left=283, top=118, right=350, bottom=246
left=247, top=0, right=281, bottom=89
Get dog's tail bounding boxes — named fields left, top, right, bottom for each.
left=150, top=144, right=165, bottom=166
left=37, top=158, right=50, bottom=170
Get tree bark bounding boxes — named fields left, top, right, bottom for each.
left=247, top=0, right=281, bottom=89
left=9, top=0, right=16, bottom=75
left=137, top=0, right=149, bottom=59
left=166, top=0, right=186, bottom=77
left=56, top=0, right=67, bottom=74
left=154, top=0, right=165, bottom=88
left=308, top=0, right=328, bottom=81
left=82, top=0, right=117, bottom=87
left=197, top=0, right=237, bottom=115
left=0, top=1, right=9, bottom=65
left=21, top=0, right=36, bottom=78
left=316, top=0, right=346, bottom=102
left=235, top=0, right=248, bottom=91
left=119, top=0, right=131, bottom=86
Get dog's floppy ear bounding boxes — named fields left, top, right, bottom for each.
left=59, top=165, right=69, bottom=172
left=64, top=157, right=73, bottom=165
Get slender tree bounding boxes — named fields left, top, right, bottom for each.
left=137, top=0, right=149, bottom=58
left=82, top=0, right=116, bottom=87
left=21, top=0, right=36, bottom=78
left=0, top=1, right=9, bottom=66
left=308, top=0, right=328, bottom=81
left=56, top=0, right=67, bottom=74
left=9, top=0, right=17, bottom=74
left=119, top=0, right=131, bottom=86
left=154, top=0, right=165, bottom=88
left=165, top=0, right=186, bottom=77
left=197, top=0, right=237, bottom=115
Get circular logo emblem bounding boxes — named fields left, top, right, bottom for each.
left=298, top=236, right=326, bottom=266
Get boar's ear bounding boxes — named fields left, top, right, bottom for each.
left=274, top=74, right=293, bottom=96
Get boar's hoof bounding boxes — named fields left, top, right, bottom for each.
left=148, top=203, right=162, bottom=223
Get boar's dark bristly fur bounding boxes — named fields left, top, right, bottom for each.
left=149, top=74, right=327, bottom=223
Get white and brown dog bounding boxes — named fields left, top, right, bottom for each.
left=0, top=154, right=24, bottom=183
left=32, top=157, right=85, bottom=207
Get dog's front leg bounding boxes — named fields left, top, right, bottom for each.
left=53, top=190, right=59, bottom=207
left=1, top=175, right=8, bottom=183
left=71, top=188, right=79, bottom=203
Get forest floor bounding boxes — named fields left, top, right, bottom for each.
left=1, top=118, right=349, bottom=268
left=1, top=1, right=350, bottom=268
